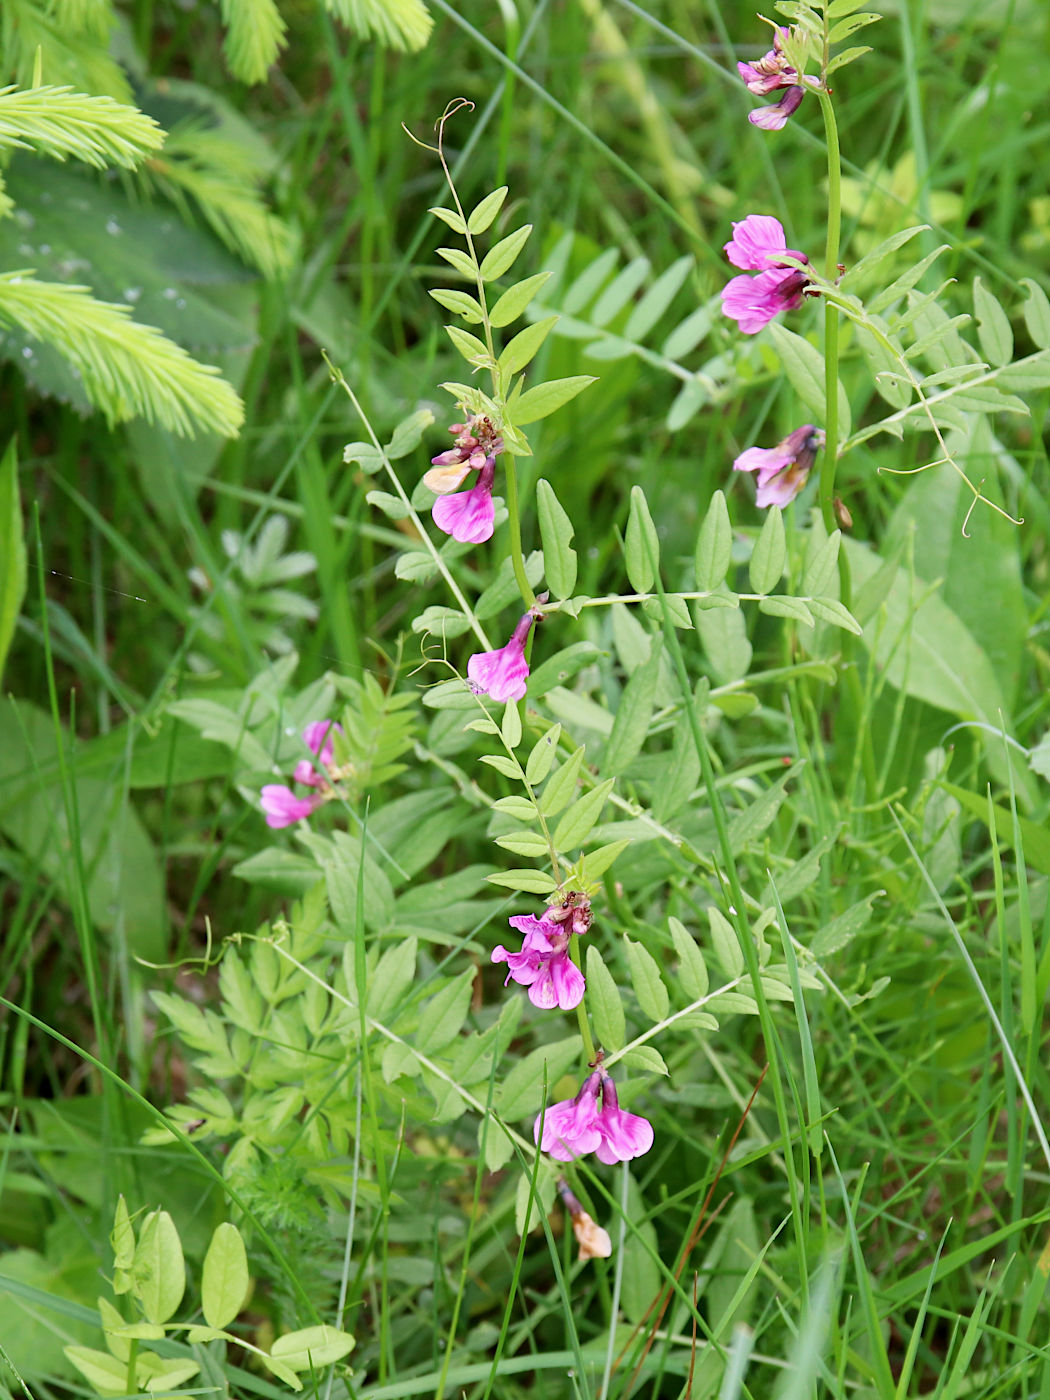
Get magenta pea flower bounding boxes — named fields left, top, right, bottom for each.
left=432, top=457, right=496, bottom=544
left=492, top=912, right=585, bottom=1011
left=260, top=785, right=321, bottom=828
left=292, top=719, right=343, bottom=786
left=721, top=215, right=810, bottom=335
left=734, top=424, right=825, bottom=508
left=468, top=610, right=536, bottom=703
left=738, top=26, right=807, bottom=130
left=535, top=1069, right=654, bottom=1165
left=423, top=415, right=504, bottom=494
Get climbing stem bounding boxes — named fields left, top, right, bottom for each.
left=503, top=453, right=536, bottom=609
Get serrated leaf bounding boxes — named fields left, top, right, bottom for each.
left=551, top=778, right=615, bottom=853
left=499, top=315, right=558, bottom=378
left=467, top=186, right=508, bottom=235
left=709, top=908, right=744, bottom=978
left=669, top=916, right=709, bottom=1000
left=201, top=1222, right=249, bottom=1330
left=539, top=746, right=585, bottom=816
left=624, top=485, right=659, bottom=593
left=132, top=1209, right=185, bottom=1324
left=271, top=1325, right=356, bottom=1372
left=695, top=488, right=731, bottom=592
left=525, top=722, right=562, bottom=785
left=489, top=272, right=552, bottom=327
left=749, top=506, right=786, bottom=595
left=766, top=322, right=851, bottom=442
left=603, top=634, right=662, bottom=776
left=486, top=869, right=559, bottom=894
left=535, top=477, right=578, bottom=599
left=480, top=225, right=532, bottom=281
left=586, top=944, right=626, bottom=1050
left=510, top=375, right=596, bottom=425
left=972, top=277, right=1013, bottom=367
left=623, top=935, right=670, bottom=1022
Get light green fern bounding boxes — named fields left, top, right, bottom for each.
left=0, top=85, right=164, bottom=168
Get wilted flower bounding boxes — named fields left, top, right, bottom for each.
left=557, top=1178, right=612, bottom=1261
left=738, top=26, right=807, bottom=130
left=492, top=912, right=585, bottom=1010
left=432, top=457, right=496, bottom=544
left=467, top=610, right=536, bottom=703
left=721, top=215, right=810, bottom=335
left=423, top=415, right=504, bottom=494
left=734, top=424, right=825, bottom=508
left=535, top=1068, right=654, bottom=1165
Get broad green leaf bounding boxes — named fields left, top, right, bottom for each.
left=695, top=489, right=731, bottom=592
left=709, top=907, right=744, bottom=978
left=411, top=605, right=472, bottom=639
left=467, top=186, right=508, bottom=235
left=551, top=778, right=615, bottom=853
left=132, top=1209, right=184, bottom=1324
left=767, top=322, right=851, bottom=442
left=489, top=272, right=552, bottom=327
left=98, top=1298, right=133, bottom=1362
left=200, top=1230, right=248, bottom=1328
left=697, top=593, right=751, bottom=684
left=807, top=598, right=862, bottom=633
left=624, top=485, right=660, bottom=593
left=525, top=722, right=562, bottom=785
left=479, top=753, right=526, bottom=780
left=539, top=745, right=585, bottom=816
left=528, top=642, right=600, bottom=697
left=65, top=1345, right=132, bottom=1395
left=826, top=43, right=872, bottom=73
left=1020, top=278, right=1050, bottom=349
left=536, top=478, right=578, bottom=599
left=498, top=315, right=558, bottom=377
left=803, top=526, right=841, bottom=596
left=940, top=782, right=1050, bottom=876
left=492, top=794, right=536, bottom=820
left=622, top=1045, right=669, bottom=1075
left=416, top=969, right=475, bottom=1053
left=669, top=917, right=709, bottom=1000
left=749, top=506, right=786, bottom=595
left=972, top=277, right=1013, bottom=366
left=509, top=375, right=596, bottom=425
left=0, top=439, right=24, bottom=681
left=136, top=1355, right=200, bottom=1389
left=602, top=635, right=662, bottom=776
left=367, top=937, right=418, bottom=1020
left=828, top=11, right=880, bottom=42
left=501, top=699, right=522, bottom=750
left=271, top=1325, right=356, bottom=1372
left=623, top=936, right=669, bottom=1021
left=480, top=225, right=532, bottom=281
left=586, top=944, right=626, bottom=1050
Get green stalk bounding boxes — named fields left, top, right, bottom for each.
left=815, top=85, right=842, bottom=537
left=502, top=454, right=536, bottom=609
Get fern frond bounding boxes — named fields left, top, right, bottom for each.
left=0, top=271, right=245, bottom=436
left=0, top=85, right=164, bottom=168
left=48, top=0, right=115, bottom=42
left=2, top=0, right=131, bottom=100
left=219, top=0, right=288, bottom=83
left=324, top=0, right=433, bottom=52
left=0, top=172, right=13, bottom=221
left=146, top=127, right=296, bottom=279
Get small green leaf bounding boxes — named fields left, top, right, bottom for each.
left=132, top=1209, right=185, bottom=1324
left=586, top=944, right=626, bottom=1050
left=621, top=1045, right=670, bottom=1075
left=429, top=288, right=485, bottom=322
left=669, top=916, right=709, bottom=1000
left=489, top=272, right=553, bottom=327
left=551, top=778, right=615, bottom=853
left=580, top=839, right=630, bottom=880
left=525, top=722, right=562, bottom=785
left=760, top=595, right=814, bottom=627
left=709, top=907, right=744, bottom=978
left=367, top=937, right=417, bottom=1020
left=767, top=322, right=851, bottom=441
left=416, top=969, right=475, bottom=1053
left=972, top=277, right=1013, bottom=367
left=0, top=440, right=25, bottom=681
left=501, top=700, right=522, bottom=750
left=446, top=324, right=492, bottom=367
left=498, top=315, right=558, bottom=377
left=430, top=205, right=467, bottom=234
left=695, top=489, right=732, bottom=592
left=201, top=1222, right=250, bottom=1330
left=623, top=936, right=670, bottom=1022
left=828, top=10, right=880, bottom=42
left=826, top=43, right=872, bottom=73
left=480, top=224, right=532, bottom=281
left=467, top=186, right=508, bottom=235
left=803, top=527, right=841, bottom=596
left=539, top=746, right=585, bottom=816
left=65, top=1346, right=132, bottom=1394
left=509, top=375, right=596, bottom=425
left=808, top=598, right=862, bottom=634
left=480, top=753, right=526, bottom=779
left=1021, top=278, right=1050, bottom=349
left=536, top=478, right=578, bottom=599
left=495, top=831, right=550, bottom=858
left=111, top=1195, right=135, bottom=1270
left=838, top=225, right=926, bottom=294
left=271, top=1325, right=356, bottom=1372
left=749, top=507, right=786, bottom=595
left=436, top=246, right=476, bottom=279
left=624, top=485, right=659, bottom=593
left=486, top=868, right=559, bottom=894
left=492, top=794, right=536, bottom=820
left=603, top=635, right=662, bottom=776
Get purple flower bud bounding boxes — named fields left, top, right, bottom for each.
left=738, top=25, right=806, bottom=127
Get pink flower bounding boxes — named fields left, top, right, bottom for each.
left=738, top=26, right=806, bottom=128
left=734, top=424, right=825, bottom=508
left=492, top=913, right=585, bottom=1010
left=292, top=720, right=342, bottom=786
left=467, top=610, right=535, bottom=703
left=260, top=785, right=321, bottom=828
left=724, top=214, right=806, bottom=272
left=722, top=267, right=808, bottom=334
left=535, top=1070, right=654, bottom=1165
left=432, top=458, right=496, bottom=544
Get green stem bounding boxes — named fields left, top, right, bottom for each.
left=503, top=453, right=536, bottom=609
left=816, top=85, right=842, bottom=538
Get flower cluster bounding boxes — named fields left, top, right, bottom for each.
left=492, top=894, right=592, bottom=1011
left=535, top=1066, right=654, bottom=1165
left=424, top=415, right=504, bottom=544
left=260, top=720, right=343, bottom=828
left=738, top=26, right=807, bottom=130
left=734, top=424, right=825, bottom=509
left=721, top=214, right=811, bottom=335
